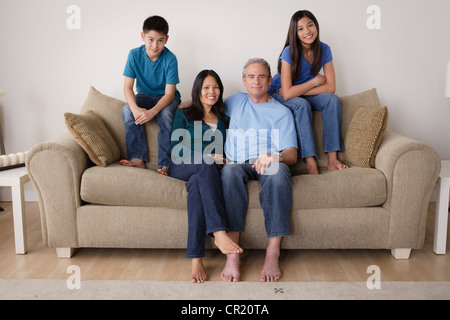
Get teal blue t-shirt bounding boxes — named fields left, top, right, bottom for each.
left=123, top=45, right=180, bottom=99
left=170, top=108, right=229, bottom=162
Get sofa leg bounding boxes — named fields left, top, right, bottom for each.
left=391, top=248, right=411, bottom=259
left=56, top=247, right=76, bottom=258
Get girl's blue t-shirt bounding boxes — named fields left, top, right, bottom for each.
left=269, top=42, right=332, bottom=92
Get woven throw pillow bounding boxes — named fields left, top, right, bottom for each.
left=64, top=110, right=121, bottom=167
left=343, top=106, right=388, bottom=168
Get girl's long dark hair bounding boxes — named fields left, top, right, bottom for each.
left=277, top=10, right=322, bottom=81
left=184, top=70, right=228, bottom=126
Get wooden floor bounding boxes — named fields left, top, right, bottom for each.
left=0, top=201, right=449, bottom=282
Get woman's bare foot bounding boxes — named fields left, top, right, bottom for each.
left=213, top=231, right=243, bottom=255
left=221, top=254, right=241, bottom=282
left=191, top=258, right=207, bottom=283
left=305, top=156, right=319, bottom=175
left=327, top=152, right=348, bottom=171
left=157, top=166, right=170, bottom=176
left=260, top=237, right=282, bottom=282
left=119, top=158, right=145, bottom=168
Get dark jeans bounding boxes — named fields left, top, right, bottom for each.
left=170, top=156, right=228, bottom=258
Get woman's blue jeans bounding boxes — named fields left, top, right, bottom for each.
left=220, top=161, right=292, bottom=238
left=270, top=92, right=344, bottom=160
left=170, top=157, right=228, bottom=258
left=122, top=93, right=180, bottom=168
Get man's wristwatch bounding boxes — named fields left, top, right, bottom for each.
left=274, top=152, right=283, bottom=162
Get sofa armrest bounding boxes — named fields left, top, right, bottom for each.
left=26, top=133, right=91, bottom=248
left=375, top=130, right=441, bottom=249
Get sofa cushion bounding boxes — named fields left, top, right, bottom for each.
left=79, top=86, right=160, bottom=171
left=80, top=163, right=188, bottom=210
left=64, top=111, right=121, bottom=167
left=343, top=106, right=388, bottom=168
left=81, top=164, right=386, bottom=210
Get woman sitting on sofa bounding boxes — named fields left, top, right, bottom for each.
left=169, top=70, right=243, bottom=283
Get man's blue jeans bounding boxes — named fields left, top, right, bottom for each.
left=122, top=93, right=180, bottom=168
left=221, top=161, right=292, bottom=238
left=170, top=157, right=228, bottom=258
left=270, top=92, right=344, bottom=161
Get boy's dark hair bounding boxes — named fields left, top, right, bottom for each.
left=143, top=16, right=169, bottom=35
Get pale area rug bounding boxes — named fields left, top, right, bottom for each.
left=0, top=279, right=449, bottom=300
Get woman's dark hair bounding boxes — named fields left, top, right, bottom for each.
left=277, top=10, right=322, bottom=81
left=143, top=16, right=169, bottom=35
left=185, top=70, right=227, bottom=126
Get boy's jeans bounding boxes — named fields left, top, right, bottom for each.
left=221, top=161, right=292, bottom=238
left=122, top=93, right=180, bottom=168
left=270, top=92, right=344, bottom=160
left=170, top=157, right=228, bottom=258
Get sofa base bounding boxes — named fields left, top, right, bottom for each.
left=55, top=247, right=412, bottom=260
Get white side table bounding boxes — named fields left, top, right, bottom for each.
left=0, top=166, right=30, bottom=254
left=434, top=160, right=450, bottom=254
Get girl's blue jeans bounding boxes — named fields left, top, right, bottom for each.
left=270, top=92, right=344, bottom=160
left=122, top=93, right=180, bottom=168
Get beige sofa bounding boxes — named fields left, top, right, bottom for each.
left=26, top=87, right=441, bottom=259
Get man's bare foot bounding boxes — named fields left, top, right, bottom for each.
left=260, top=237, right=281, bottom=282
left=213, top=231, right=243, bottom=255
left=221, top=254, right=241, bottom=282
left=191, top=258, right=207, bottom=283
left=305, top=157, right=319, bottom=175
left=119, top=158, right=145, bottom=169
left=157, top=166, right=170, bottom=176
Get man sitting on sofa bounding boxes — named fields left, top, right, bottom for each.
left=220, top=58, right=298, bottom=282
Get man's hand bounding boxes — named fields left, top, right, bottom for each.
left=252, top=154, right=277, bottom=175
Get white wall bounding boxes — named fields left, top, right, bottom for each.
left=0, top=0, right=450, bottom=199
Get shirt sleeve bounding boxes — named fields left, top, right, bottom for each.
left=321, top=43, right=333, bottom=65
left=280, top=46, right=293, bottom=65
left=123, top=50, right=136, bottom=79
left=165, top=55, right=180, bottom=85
left=170, top=109, right=187, bottom=151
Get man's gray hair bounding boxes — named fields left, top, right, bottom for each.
left=242, top=58, right=272, bottom=78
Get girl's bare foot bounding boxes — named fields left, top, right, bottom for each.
left=191, top=258, right=207, bottom=283
left=213, top=231, right=243, bottom=255
left=327, top=152, right=348, bottom=171
left=305, top=156, right=319, bottom=175
left=119, top=158, right=145, bottom=168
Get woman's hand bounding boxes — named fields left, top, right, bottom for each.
left=208, top=154, right=227, bottom=166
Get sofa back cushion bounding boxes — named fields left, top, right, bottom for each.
left=79, top=86, right=161, bottom=170
left=78, top=87, right=382, bottom=172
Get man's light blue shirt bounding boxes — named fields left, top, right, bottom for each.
left=224, top=92, right=298, bottom=163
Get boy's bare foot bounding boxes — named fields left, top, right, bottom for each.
left=191, top=258, right=207, bottom=283
left=119, top=158, right=145, bottom=168
left=221, top=254, right=241, bottom=282
left=157, top=166, right=170, bottom=176
left=213, top=231, right=243, bottom=255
